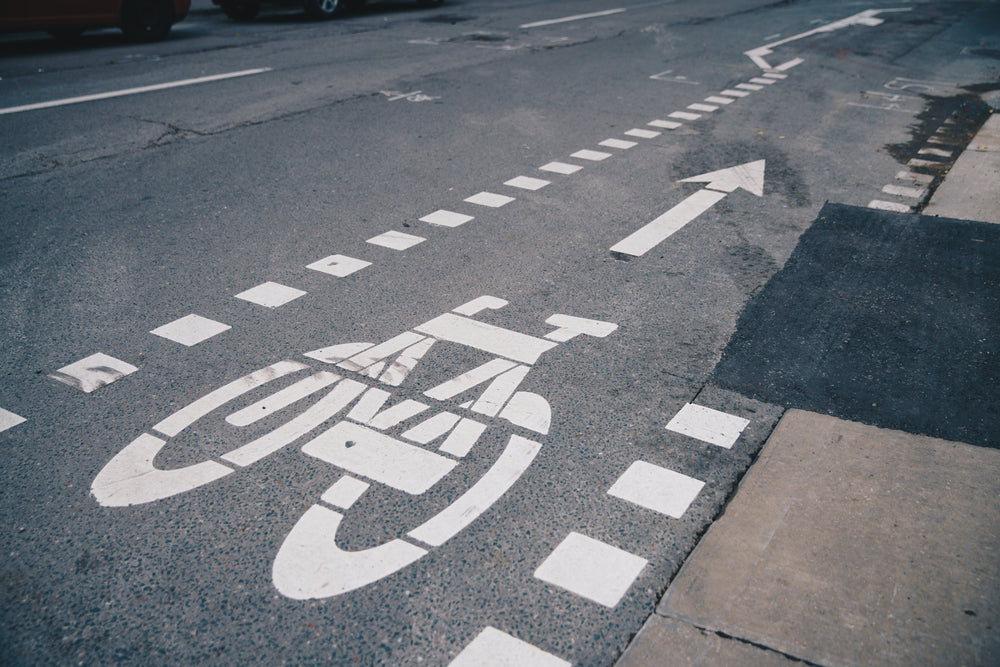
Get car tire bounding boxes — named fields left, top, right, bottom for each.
left=303, top=0, right=345, bottom=20
left=121, top=0, right=174, bottom=42
left=221, top=0, right=261, bottom=20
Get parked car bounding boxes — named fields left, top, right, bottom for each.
left=214, top=0, right=442, bottom=22
left=0, top=0, right=191, bottom=42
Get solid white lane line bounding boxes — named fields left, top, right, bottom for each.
left=0, top=68, right=272, bottom=116
left=520, top=8, right=626, bottom=29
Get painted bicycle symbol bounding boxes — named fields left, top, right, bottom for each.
left=92, top=296, right=616, bottom=599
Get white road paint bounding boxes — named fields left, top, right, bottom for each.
left=335, top=332, right=425, bottom=374
left=896, top=171, right=933, bottom=184
left=736, top=83, right=763, bottom=91
left=704, top=96, right=735, bottom=105
left=401, top=411, right=462, bottom=444
left=439, top=418, right=488, bottom=457
left=425, top=359, right=520, bottom=402
left=0, top=407, right=26, bottom=433
left=151, top=314, right=231, bottom=347
left=744, top=9, right=910, bottom=70
left=420, top=210, right=475, bottom=227
left=918, top=147, right=953, bottom=158
left=749, top=77, right=777, bottom=85
left=225, top=371, right=341, bottom=427
left=534, top=532, right=647, bottom=608
left=599, top=138, right=638, bottom=150
left=306, top=254, right=372, bottom=277
left=774, top=57, right=805, bottom=71
left=611, top=159, right=766, bottom=257
left=0, top=68, right=272, bottom=116
left=49, top=352, right=138, bottom=393
left=763, top=72, right=788, bottom=79
left=235, top=281, right=306, bottom=308
left=221, top=379, right=368, bottom=467
left=498, top=392, right=551, bottom=434
left=669, top=111, right=701, bottom=121
left=907, top=158, right=943, bottom=168
left=607, top=461, right=705, bottom=518
left=471, top=366, right=531, bottom=417
left=688, top=103, right=718, bottom=112
left=91, top=433, right=234, bottom=506
left=409, top=435, right=541, bottom=546
left=366, top=230, right=426, bottom=250
left=273, top=505, right=427, bottom=599
left=453, top=295, right=508, bottom=316
left=154, top=360, right=308, bottom=437
left=666, top=403, right=750, bottom=449
left=868, top=199, right=912, bottom=213
left=466, top=192, right=516, bottom=207
left=416, top=313, right=558, bottom=365
left=649, top=119, right=682, bottom=129
left=649, top=70, right=700, bottom=85
left=320, top=476, right=370, bottom=509
left=504, top=176, right=550, bottom=191
left=882, top=184, right=926, bottom=199
left=520, top=8, right=626, bottom=29
left=302, top=422, right=457, bottom=495
left=544, top=314, right=618, bottom=342
left=720, top=89, right=750, bottom=98
left=571, top=149, right=612, bottom=161
left=539, top=161, right=582, bottom=175
left=450, top=627, right=570, bottom=667
left=624, top=128, right=661, bottom=139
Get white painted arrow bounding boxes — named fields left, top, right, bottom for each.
left=610, top=159, right=765, bottom=257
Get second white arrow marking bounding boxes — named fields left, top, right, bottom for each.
left=610, top=159, right=765, bottom=257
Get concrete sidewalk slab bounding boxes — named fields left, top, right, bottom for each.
left=639, top=410, right=1000, bottom=666
left=924, top=113, right=1000, bottom=224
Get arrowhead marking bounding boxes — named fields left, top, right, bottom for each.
left=679, top=159, right=765, bottom=197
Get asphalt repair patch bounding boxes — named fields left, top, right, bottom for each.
left=712, top=203, right=999, bottom=448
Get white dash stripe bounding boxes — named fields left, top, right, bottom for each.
left=599, top=138, right=638, bottom=149
left=450, top=627, right=570, bottom=667
left=420, top=210, right=475, bottom=227
left=895, top=170, right=933, bottom=184
left=0, top=68, right=273, bottom=116
left=882, top=184, right=926, bottom=198
left=907, top=158, right=944, bottom=168
left=868, top=199, right=912, bottom=212
left=736, top=83, right=764, bottom=91
left=918, top=147, right=953, bottom=157
left=687, top=103, right=718, bottom=112
left=704, top=96, right=735, bottom=105
left=624, top=128, right=661, bottom=139
left=669, top=111, right=701, bottom=121
left=505, top=175, right=550, bottom=190
left=571, top=149, right=612, bottom=161
left=763, top=72, right=788, bottom=79
left=720, top=89, right=750, bottom=97
left=649, top=119, right=683, bottom=129
left=520, top=8, right=626, bottom=29
left=540, top=161, right=582, bottom=175
left=749, top=77, right=777, bottom=85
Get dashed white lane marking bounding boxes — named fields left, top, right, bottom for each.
left=720, top=88, right=750, bottom=97
left=450, top=627, right=570, bottom=667
left=897, top=170, right=933, bottom=185
left=749, top=77, right=777, bottom=85
left=505, top=175, right=551, bottom=190
left=624, top=128, right=661, bottom=139
left=665, top=403, right=750, bottom=449
left=704, top=95, right=735, bottom=105
left=669, top=111, right=701, bottom=121
left=649, top=119, right=682, bottom=129
left=736, top=83, right=764, bottom=91
left=0, top=68, right=272, bottom=116
left=520, top=7, right=626, bottom=29
left=235, top=281, right=307, bottom=308
left=570, top=149, right=612, bottom=161
left=907, top=158, right=943, bottom=168
left=599, top=138, right=638, bottom=150
left=763, top=72, right=788, bottom=79
left=306, top=254, right=372, bottom=276
left=465, top=192, right=516, bottom=207
left=48, top=352, right=139, bottom=393
left=420, top=210, right=475, bottom=227
left=0, top=407, right=27, bottom=432
left=366, top=230, right=426, bottom=250
left=687, top=103, right=718, bottom=113
left=608, top=461, right=705, bottom=518
left=151, top=314, right=231, bottom=347
left=868, top=199, right=912, bottom=212
left=534, top=532, right=647, bottom=608
left=539, top=161, right=582, bottom=175
left=918, top=147, right=953, bottom=158
left=882, top=184, right=926, bottom=199
left=321, top=475, right=370, bottom=510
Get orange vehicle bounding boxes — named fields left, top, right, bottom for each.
left=0, top=0, right=191, bottom=41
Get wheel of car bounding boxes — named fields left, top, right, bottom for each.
left=221, top=0, right=261, bottom=20
left=303, top=0, right=345, bottom=20
left=121, top=0, right=174, bottom=42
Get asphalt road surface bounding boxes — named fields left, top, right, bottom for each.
left=1, top=0, right=998, bottom=664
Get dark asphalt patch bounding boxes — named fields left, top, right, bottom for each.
left=712, top=202, right=999, bottom=448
